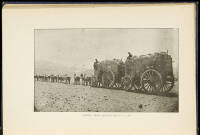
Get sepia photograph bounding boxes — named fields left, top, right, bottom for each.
left=34, top=28, right=179, bottom=112
left=3, top=3, right=197, bottom=135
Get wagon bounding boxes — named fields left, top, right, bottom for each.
left=91, top=59, right=125, bottom=88
left=122, top=52, right=174, bottom=94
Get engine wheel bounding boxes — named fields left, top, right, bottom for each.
left=122, top=76, right=132, bottom=91
left=102, top=71, right=115, bottom=88
left=133, top=77, right=142, bottom=90
left=160, top=76, right=174, bottom=93
left=141, top=69, right=162, bottom=94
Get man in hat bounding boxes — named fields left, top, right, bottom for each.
left=93, top=59, right=99, bottom=70
left=127, top=52, right=133, bottom=60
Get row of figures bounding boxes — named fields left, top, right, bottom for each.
left=74, top=73, right=92, bottom=86
left=34, top=73, right=92, bottom=86
left=34, top=74, right=71, bottom=84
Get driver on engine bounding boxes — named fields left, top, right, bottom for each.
left=127, top=52, right=133, bottom=60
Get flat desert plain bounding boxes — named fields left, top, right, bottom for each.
left=34, top=81, right=178, bottom=112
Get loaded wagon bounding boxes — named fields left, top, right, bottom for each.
left=91, top=59, right=125, bottom=88
left=123, top=52, right=174, bottom=94
left=91, top=51, right=175, bottom=94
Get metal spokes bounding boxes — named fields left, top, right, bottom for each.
left=122, top=76, right=132, bottom=90
left=141, top=69, right=162, bottom=93
left=133, top=77, right=142, bottom=90
left=160, top=78, right=174, bottom=93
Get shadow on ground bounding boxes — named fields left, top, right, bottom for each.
left=94, top=86, right=178, bottom=97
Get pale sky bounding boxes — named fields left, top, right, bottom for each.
left=35, top=28, right=178, bottom=70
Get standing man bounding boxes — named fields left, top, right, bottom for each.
left=74, top=73, right=76, bottom=85
left=93, top=59, right=99, bottom=70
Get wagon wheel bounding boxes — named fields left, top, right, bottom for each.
left=91, top=77, right=98, bottom=87
left=122, top=76, right=132, bottom=91
left=113, top=83, right=121, bottom=89
left=141, top=69, right=162, bottom=94
left=102, top=71, right=115, bottom=88
left=160, top=76, right=174, bottom=93
left=133, top=77, right=142, bottom=90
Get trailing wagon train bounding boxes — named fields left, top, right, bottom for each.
left=91, top=51, right=174, bottom=94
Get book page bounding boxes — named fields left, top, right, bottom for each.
left=2, top=3, right=196, bottom=135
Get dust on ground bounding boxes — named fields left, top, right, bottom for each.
left=34, top=81, right=178, bottom=112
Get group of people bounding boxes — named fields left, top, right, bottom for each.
left=35, top=53, right=133, bottom=87
left=34, top=74, right=71, bottom=84
left=34, top=73, right=92, bottom=86
left=74, top=73, right=92, bottom=86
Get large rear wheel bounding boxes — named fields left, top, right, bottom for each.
left=141, top=69, right=162, bottom=94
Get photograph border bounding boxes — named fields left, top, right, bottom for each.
left=34, top=28, right=179, bottom=112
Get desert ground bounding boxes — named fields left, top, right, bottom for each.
left=34, top=81, right=178, bottom=112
